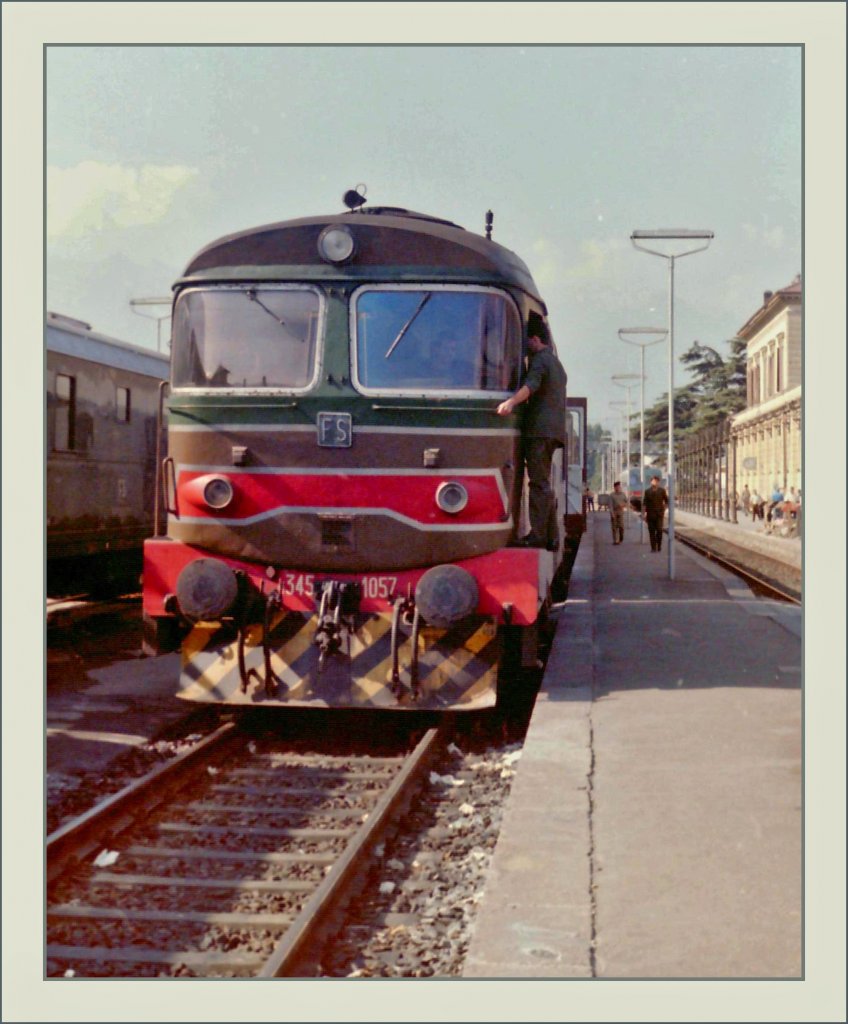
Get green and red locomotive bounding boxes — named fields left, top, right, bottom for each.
left=143, top=195, right=568, bottom=710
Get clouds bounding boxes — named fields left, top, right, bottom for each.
left=47, top=161, right=198, bottom=239
left=564, top=238, right=628, bottom=282
left=529, top=235, right=632, bottom=295
left=742, top=221, right=786, bottom=250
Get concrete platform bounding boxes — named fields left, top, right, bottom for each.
left=464, top=510, right=802, bottom=979
left=47, top=652, right=184, bottom=779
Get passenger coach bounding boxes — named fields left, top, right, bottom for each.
left=47, top=313, right=169, bottom=594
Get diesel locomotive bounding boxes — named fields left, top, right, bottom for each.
left=143, top=195, right=569, bottom=710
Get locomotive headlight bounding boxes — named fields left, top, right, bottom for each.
left=203, top=476, right=234, bottom=510
left=435, top=481, right=468, bottom=515
left=176, top=559, right=239, bottom=621
left=317, top=225, right=356, bottom=264
left=415, top=565, right=479, bottom=628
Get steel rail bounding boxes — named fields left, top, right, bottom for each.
left=48, top=723, right=448, bottom=978
left=258, top=725, right=447, bottom=977
left=47, top=721, right=240, bottom=884
left=674, top=531, right=801, bottom=605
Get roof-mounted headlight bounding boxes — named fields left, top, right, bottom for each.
left=318, top=225, right=356, bottom=264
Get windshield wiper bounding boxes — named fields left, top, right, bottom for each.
left=384, top=293, right=431, bottom=359
left=246, top=289, right=300, bottom=339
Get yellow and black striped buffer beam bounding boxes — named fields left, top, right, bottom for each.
left=179, top=612, right=500, bottom=711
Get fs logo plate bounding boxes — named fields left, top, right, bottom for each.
left=317, top=412, right=352, bottom=448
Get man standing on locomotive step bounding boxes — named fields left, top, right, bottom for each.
left=642, top=474, right=669, bottom=552
left=496, top=313, right=567, bottom=549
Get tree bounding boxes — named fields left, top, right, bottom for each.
left=640, top=337, right=746, bottom=442
left=586, top=421, right=607, bottom=488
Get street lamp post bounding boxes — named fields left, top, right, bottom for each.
left=130, top=297, right=173, bottom=352
left=630, top=229, right=714, bottom=579
left=618, top=329, right=668, bottom=544
left=609, top=402, right=632, bottom=538
left=599, top=433, right=613, bottom=492
left=603, top=421, right=617, bottom=488
left=612, top=374, right=642, bottom=489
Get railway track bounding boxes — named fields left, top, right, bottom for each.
left=674, top=529, right=801, bottom=605
left=46, top=594, right=141, bottom=626
left=47, top=721, right=448, bottom=978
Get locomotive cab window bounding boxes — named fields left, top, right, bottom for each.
left=171, top=286, right=321, bottom=391
left=352, top=285, right=522, bottom=396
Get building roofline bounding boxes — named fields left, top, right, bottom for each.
left=737, top=275, right=802, bottom=340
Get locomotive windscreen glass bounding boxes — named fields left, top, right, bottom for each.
left=171, top=287, right=320, bottom=390
left=353, top=287, right=522, bottom=394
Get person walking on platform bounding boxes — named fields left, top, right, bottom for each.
left=583, top=485, right=595, bottom=513
left=642, top=475, right=669, bottom=552
left=497, top=312, right=567, bottom=549
left=741, top=484, right=751, bottom=517
left=609, top=480, right=627, bottom=545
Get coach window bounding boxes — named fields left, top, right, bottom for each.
left=352, top=286, right=522, bottom=395
left=171, top=286, right=321, bottom=391
left=54, top=373, right=76, bottom=450
left=116, top=386, right=131, bottom=422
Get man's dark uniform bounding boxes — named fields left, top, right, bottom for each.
left=642, top=482, right=668, bottom=552
left=522, top=346, right=567, bottom=547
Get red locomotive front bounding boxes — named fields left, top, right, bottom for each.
left=143, top=203, right=566, bottom=709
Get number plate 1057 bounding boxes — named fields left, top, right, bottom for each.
left=278, top=573, right=398, bottom=601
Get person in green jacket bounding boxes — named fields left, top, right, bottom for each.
left=609, top=481, right=628, bottom=545
left=496, top=313, right=567, bottom=549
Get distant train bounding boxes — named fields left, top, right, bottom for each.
left=142, top=197, right=575, bottom=711
left=46, top=313, right=169, bottom=594
left=626, top=465, right=664, bottom=513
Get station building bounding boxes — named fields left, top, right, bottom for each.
left=731, top=274, right=802, bottom=498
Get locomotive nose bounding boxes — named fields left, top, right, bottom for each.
left=176, top=558, right=239, bottom=621
left=414, top=565, right=479, bottom=628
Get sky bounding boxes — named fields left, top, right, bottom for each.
left=46, top=44, right=802, bottom=429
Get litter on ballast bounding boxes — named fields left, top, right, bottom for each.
left=93, top=849, right=120, bottom=867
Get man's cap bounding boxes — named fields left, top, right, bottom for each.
left=526, top=311, right=550, bottom=345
